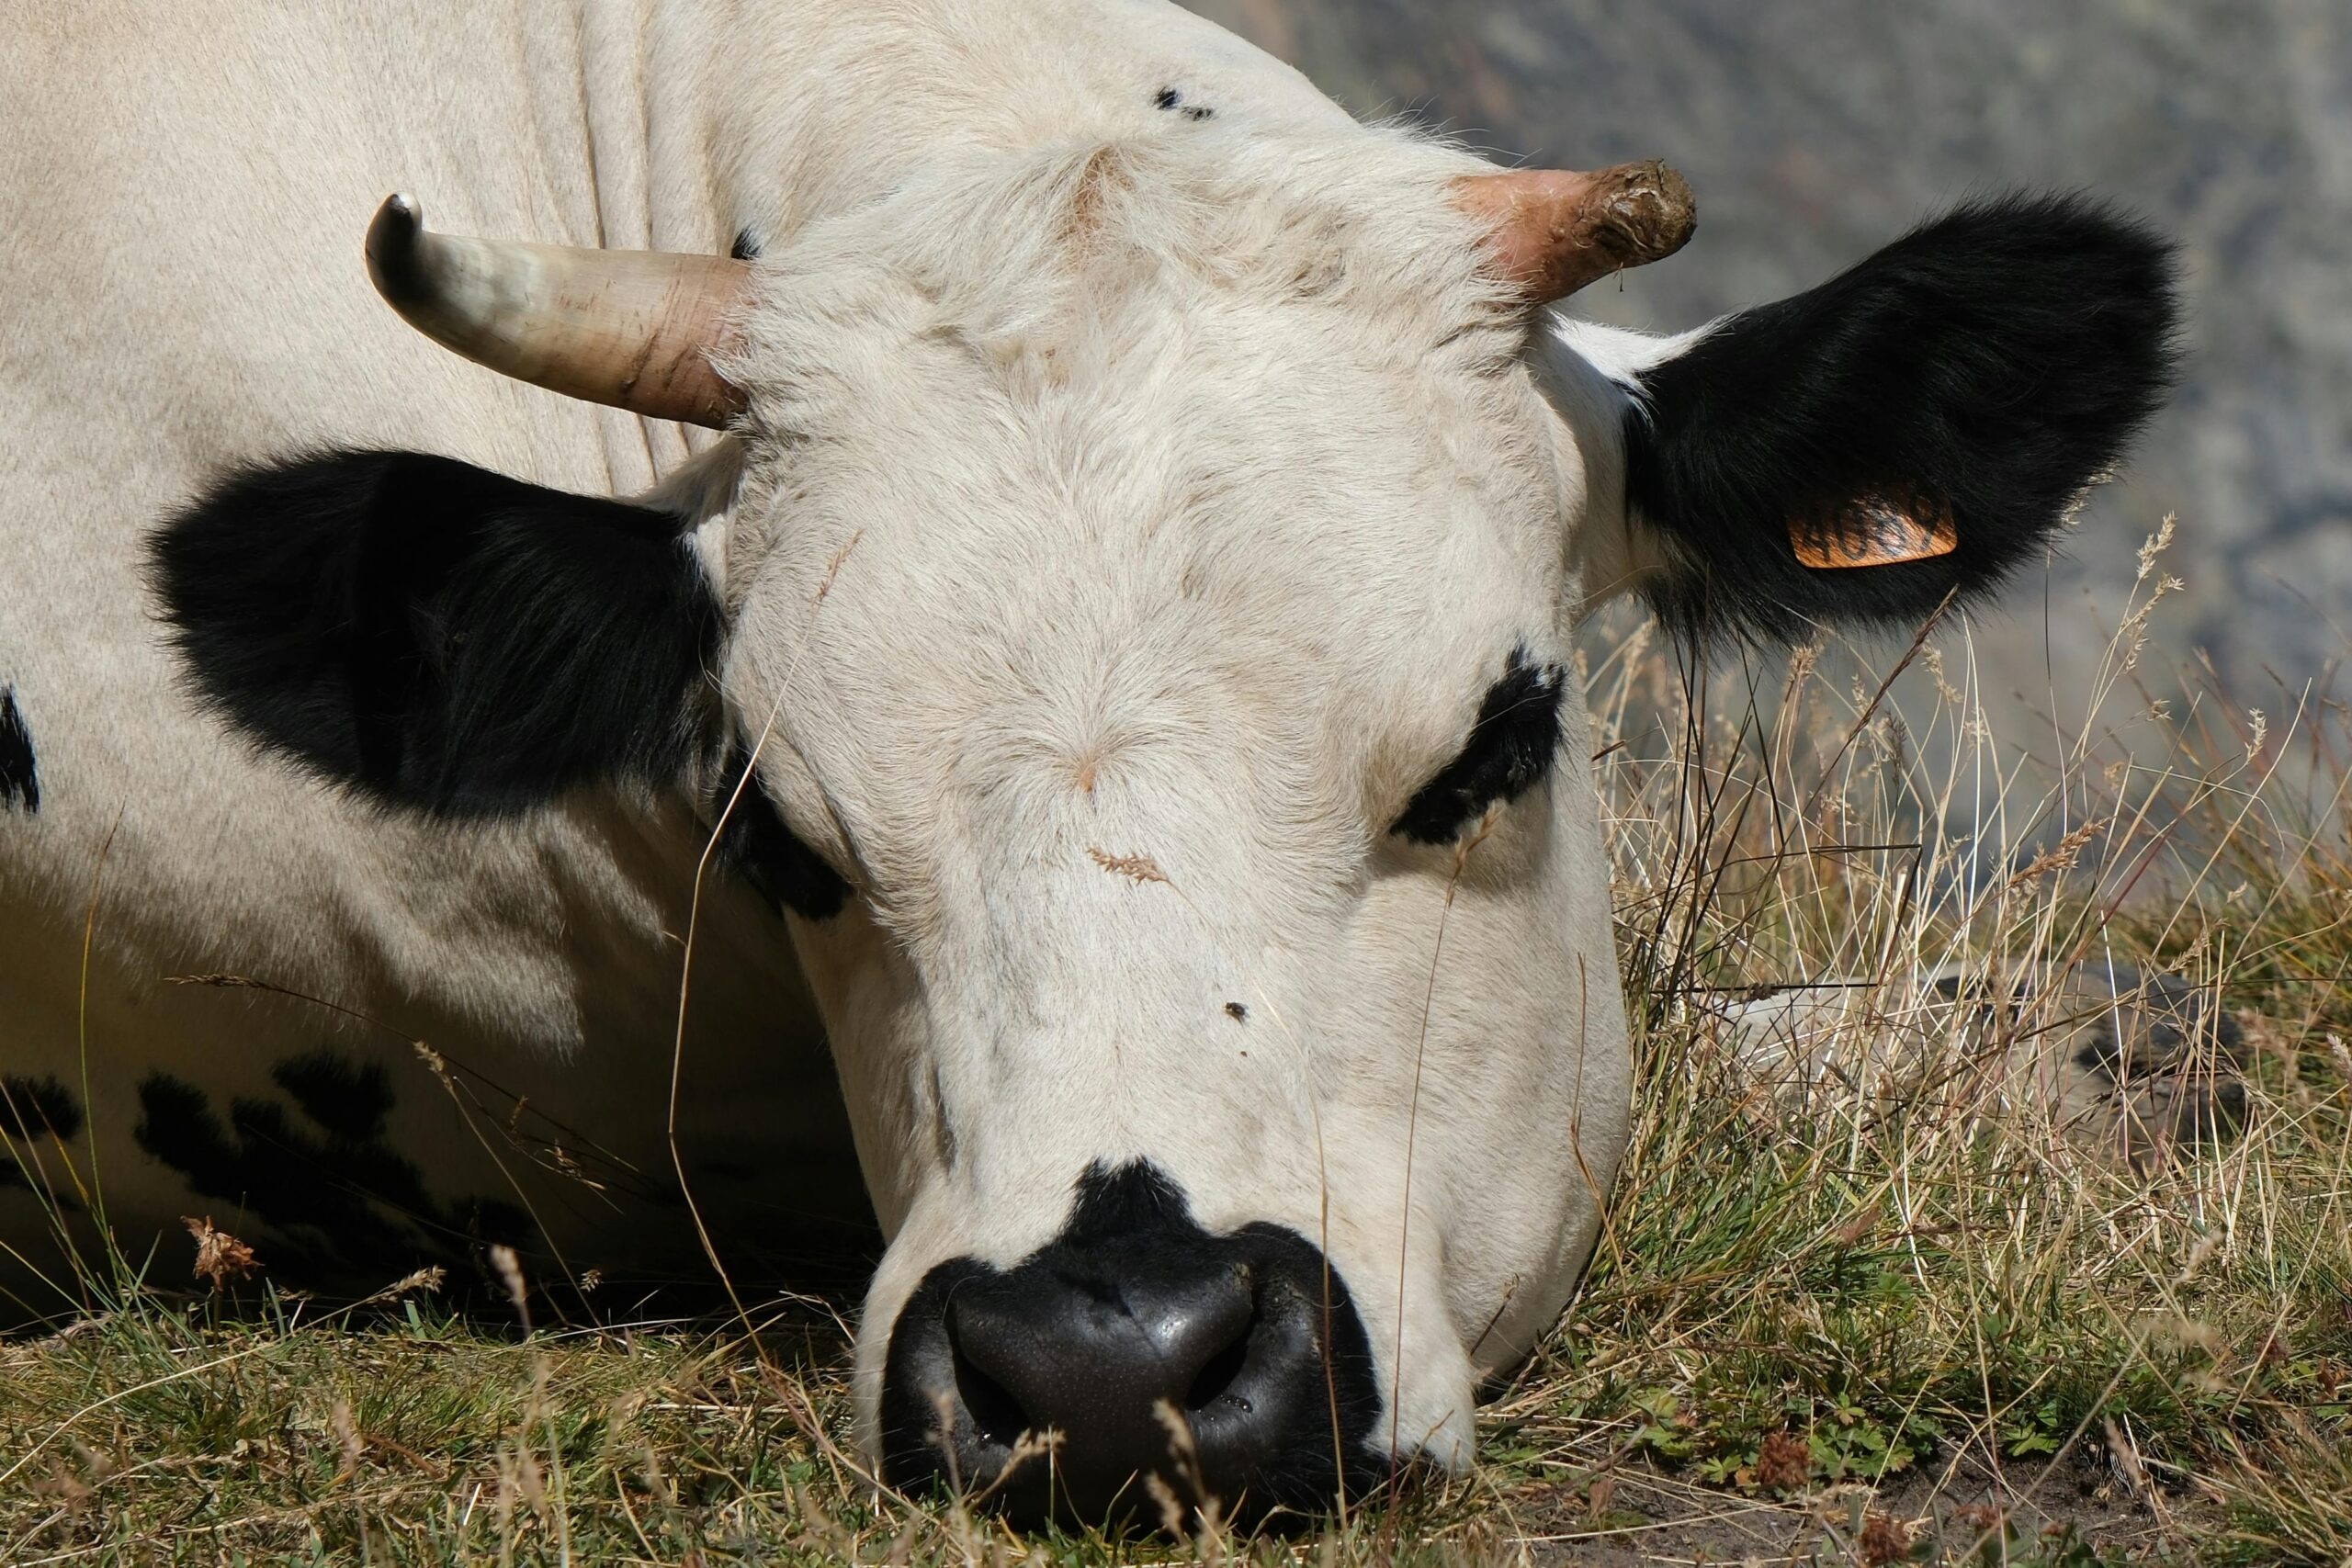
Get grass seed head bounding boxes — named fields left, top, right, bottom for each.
left=487, top=1243, right=531, bottom=1330
left=1088, top=846, right=1169, bottom=885
left=180, top=1214, right=259, bottom=1290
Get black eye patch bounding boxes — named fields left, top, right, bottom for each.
left=1389, top=649, right=1566, bottom=845
left=708, top=742, right=852, bottom=921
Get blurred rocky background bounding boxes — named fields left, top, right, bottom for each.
left=1188, top=0, right=2352, bottom=722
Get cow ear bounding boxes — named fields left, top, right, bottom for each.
left=1564, top=193, right=2178, bottom=644
left=151, top=450, right=721, bottom=815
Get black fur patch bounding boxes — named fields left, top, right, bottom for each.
left=1154, top=85, right=1215, bottom=120
left=1, top=1076, right=83, bottom=1145
left=2, top=1081, right=84, bottom=1189
left=709, top=743, right=853, bottom=921
left=1623, top=192, right=2179, bottom=643
left=1064, top=1157, right=1190, bottom=1238
left=1390, top=648, right=1566, bottom=844
left=0, top=688, right=39, bottom=813
left=271, top=1052, right=395, bottom=1143
left=132, top=1057, right=532, bottom=1277
left=729, top=229, right=762, bottom=262
left=150, top=450, right=720, bottom=816
left=2, top=1077, right=84, bottom=1188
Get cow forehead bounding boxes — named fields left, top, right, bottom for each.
left=721, top=137, right=1561, bottom=565
left=717, top=319, right=1568, bottom=819
left=716, top=142, right=1573, bottom=731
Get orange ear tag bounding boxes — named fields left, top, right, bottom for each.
left=1791, top=492, right=1959, bottom=570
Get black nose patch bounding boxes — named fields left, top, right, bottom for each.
left=879, top=1161, right=1383, bottom=1529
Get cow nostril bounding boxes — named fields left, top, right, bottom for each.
left=1184, top=1314, right=1254, bottom=1416
left=948, top=1325, right=1033, bottom=1450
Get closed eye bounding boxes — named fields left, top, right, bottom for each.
left=1389, top=648, right=1566, bottom=845
left=708, top=742, right=854, bottom=921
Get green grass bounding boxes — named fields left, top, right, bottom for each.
left=6, top=536, right=2349, bottom=1564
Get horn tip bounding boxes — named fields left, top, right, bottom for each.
left=1610, top=160, right=1697, bottom=260
left=366, top=193, right=429, bottom=306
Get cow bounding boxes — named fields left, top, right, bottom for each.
left=0, top=0, right=2173, bottom=1528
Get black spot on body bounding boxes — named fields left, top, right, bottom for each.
left=709, top=743, right=852, bottom=921
left=2, top=1076, right=83, bottom=1145
left=1622, top=193, right=2178, bottom=645
left=1154, top=85, right=1215, bottom=120
left=1391, top=648, right=1566, bottom=844
left=272, top=1052, right=394, bottom=1143
left=131, top=1057, right=534, bottom=1280
left=2, top=1076, right=84, bottom=1190
left=130, top=1075, right=238, bottom=1196
left=0, top=689, right=39, bottom=813
left=729, top=229, right=761, bottom=261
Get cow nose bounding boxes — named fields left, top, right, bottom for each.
left=954, top=1257, right=1253, bottom=1475
left=878, top=1165, right=1381, bottom=1528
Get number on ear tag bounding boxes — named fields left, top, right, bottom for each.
left=1791, top=491, right=1959, bottom=570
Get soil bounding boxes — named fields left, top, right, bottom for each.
left=1498, top=1448, right=2189, bottom=1565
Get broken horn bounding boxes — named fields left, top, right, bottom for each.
left=365, top=193, right=753, bottom=427
left=1453, top=161, right=1697, bottom=304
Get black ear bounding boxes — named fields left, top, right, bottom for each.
left=1623, top=192, right=2179, bottom=643
left=151, top=450, right=719, bottom=816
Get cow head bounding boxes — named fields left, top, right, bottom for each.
left=151, top=120, right=2172, bottom=1526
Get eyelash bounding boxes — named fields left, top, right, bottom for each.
left=1387, top=649, right=1566, bottom=845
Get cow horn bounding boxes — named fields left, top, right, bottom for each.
left=1453, top=161, right=1697, bottom=304
left=365, top=194, right=753, bottom=428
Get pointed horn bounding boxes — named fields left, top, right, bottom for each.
left=1453, top=160, right=1696, bottom=304
left=366, top=194, right=753, bottom=428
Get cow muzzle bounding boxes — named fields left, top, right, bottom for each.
left=876, top=1162, right=1383, bottom=1529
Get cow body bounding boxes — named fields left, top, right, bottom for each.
left=4, top=1, right=846, bottom=1298
left=1, top=0, right=1368, bottom=1293
left=2, top=0, right=2173, bottom=1523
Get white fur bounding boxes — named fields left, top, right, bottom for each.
left=0, top=0, right=865, bottom=1308
left=0, top=0, right=1683, bottom=1472
left=1532, top=316, right=1722, bottom=611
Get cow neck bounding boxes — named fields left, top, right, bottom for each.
left=512, top=0, right=731, bottom=495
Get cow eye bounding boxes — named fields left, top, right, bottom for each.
left=708, top=745, right=854, bottom=921
left=1388, top=649, right=1566, bottom=845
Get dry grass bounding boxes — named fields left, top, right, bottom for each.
left=5, top=528, right=2348, bottom=1564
